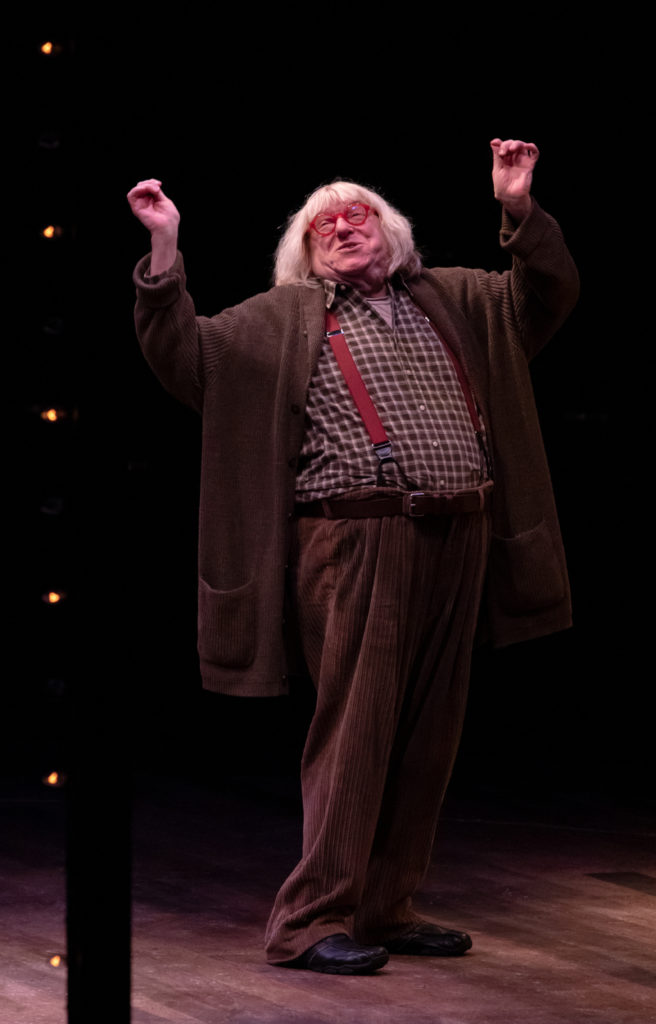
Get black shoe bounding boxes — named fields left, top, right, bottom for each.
left=384, top=922, right=472, bottom=957
left=285, top=933, right=389, bottom=975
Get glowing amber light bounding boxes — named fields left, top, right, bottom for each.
left=43, top=770, right=66, bottom=788
left=49, top=954, right=62, bottom=967
left=38, top=406, right=78, bottom=423
left=41, top=42, right=54, bottom=55
left=42, top=591, right=65, bottom=604
left=40, top=224, right=63, bottom=240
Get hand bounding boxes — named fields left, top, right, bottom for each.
left=489, top=138, right=539, bottom=220
left=127, top=179, right=180, bottom=275
left=127, top=179, right=180, bottom=238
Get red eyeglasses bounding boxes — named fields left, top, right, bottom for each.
left=309, top=202, right=373, bottom=236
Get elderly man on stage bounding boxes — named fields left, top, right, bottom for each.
left=128, top=138, right=579, bottom=975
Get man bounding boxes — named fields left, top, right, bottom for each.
left=127, top=139, right=579, bottom=975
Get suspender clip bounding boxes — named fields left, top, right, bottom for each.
left=372, top=440, right=393, bottom=462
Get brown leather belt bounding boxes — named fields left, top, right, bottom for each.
left=295, top=483, right=493, bottom=520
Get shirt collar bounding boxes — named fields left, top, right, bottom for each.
left=321, top=279, right=342, bottom=309
left=321, top=278, right=397, bottom=309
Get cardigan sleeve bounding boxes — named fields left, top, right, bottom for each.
left=498, top=200, right=580, bottom=361
left=133, top=251, right=235, bottom=415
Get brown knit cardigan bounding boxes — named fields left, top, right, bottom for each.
left=133, top=201, right=580, bottom=696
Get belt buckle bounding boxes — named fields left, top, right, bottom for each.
left=406, top=491, right=426, bottom=517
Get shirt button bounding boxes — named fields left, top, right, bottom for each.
left=419, top=404, right=425, bottom=411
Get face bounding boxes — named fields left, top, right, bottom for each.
left=308, top=201, right=390, bottom=295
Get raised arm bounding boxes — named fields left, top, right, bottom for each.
left=127, top=178, right=180, bottom=275
left=128, top=178, right=208, bottom=410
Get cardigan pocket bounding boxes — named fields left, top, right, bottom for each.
left=198, top=576, right=257, bottom=669
left=489, top=520, right=566, bottom=616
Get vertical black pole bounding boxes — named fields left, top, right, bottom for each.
left=66, top=731, right=132, bottom=1023
left=65, top=447, right=133, bottom=1021
left=64, top=568, right=133, bottom=1022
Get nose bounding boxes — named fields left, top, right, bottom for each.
left=334, top=213, right=354, bottom=236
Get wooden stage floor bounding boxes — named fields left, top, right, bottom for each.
left=2, top=770, right=654, bottom=1023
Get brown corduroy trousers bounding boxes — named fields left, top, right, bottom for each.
left=265, top=498, right=491, bottom=963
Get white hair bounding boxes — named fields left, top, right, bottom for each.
left=274, top=180, right=423, bottom=287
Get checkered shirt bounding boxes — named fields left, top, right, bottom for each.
left=295, top=280, right=488, bottom=502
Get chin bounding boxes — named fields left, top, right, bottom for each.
left=333, top=259, right=370, bottom=275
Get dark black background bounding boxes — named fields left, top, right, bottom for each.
left=10, top=15, right=646, bottom=807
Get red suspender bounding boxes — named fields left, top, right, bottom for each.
left=424, top=322, right=483, bottom=434
left=325, top=310, right=393, bottom=462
